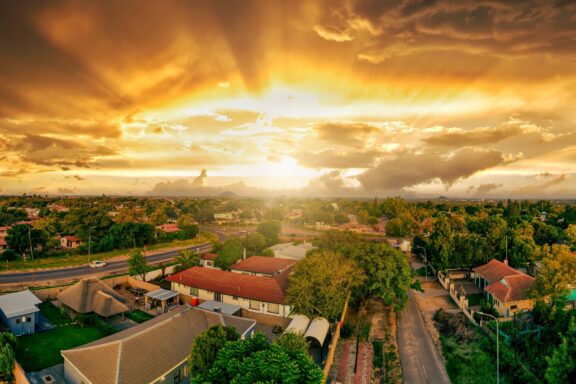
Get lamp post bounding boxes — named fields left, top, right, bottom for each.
left=27, top=225, right=35, bottom=287
left=416, top=245, right=429, bottom=282
left=478, top=311, right=499, bottom=384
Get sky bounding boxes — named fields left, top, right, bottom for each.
left=0, top=0, right=575, bottom=198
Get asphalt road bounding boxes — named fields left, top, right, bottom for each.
left=0, top=243, right=211, bottom=285
left=397, top=290, right=451, bottom=384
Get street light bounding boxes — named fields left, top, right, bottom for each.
left=416, top=245, right=429, bottom=282
left=477, top=311, right=499, bottom=384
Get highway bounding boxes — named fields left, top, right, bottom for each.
left=0, top=243, right=211, bottom=285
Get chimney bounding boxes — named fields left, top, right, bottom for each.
left=243, top=248, right=247, bottom=260
left=503, top=258, right=509, bottom=266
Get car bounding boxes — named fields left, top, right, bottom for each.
left=89, top=260, right=107, bottom=268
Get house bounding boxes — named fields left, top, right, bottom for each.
left=200, top=252, right=218, bottom=268
left=62, top=305, right=256, bottom=384
left=213, top=212, right=239, bottom=225
left=472, top=259, right=535, bottom=317
left=377, top=216, right=388, bottom=233
left=158, top=223, right=180, bottom=233
left=61, top=235, right=81, bottom=249
left=269, top=242, right=316, bottom=260
left=0, top=290, right=41, bottom=335
left=0, top=226, right=10, bottom=237
left=168, top=267, right=291, bottom=317
left=0, top=237, right=7, bottom=251
left=387, top=238, right=411, bottom=253
left=57, top=278, right=129, bottom=318
left=285, top=209, right=303, bottom=220
left=230, top=256, right=296, bottom=277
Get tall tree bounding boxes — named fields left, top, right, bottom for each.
left=0, top=332, right=17, bottom=381
left=345, top=243, right=412, bottom=310
left=174, top=249, right=200, bottom=272
left=287, top=250, right=365, bottom=321
left=214, top=238, right=243, bottom=271
left=243, top=233, right=267, bottom=256
left=189, top=325, right=239, bottom=379
left=533, top=245, right=576, bottom=301
left=6, top=224, right=48, bottom=256
left=257, top=221, right=281, bottom=246
left=127, top=251, right=150, bottom=280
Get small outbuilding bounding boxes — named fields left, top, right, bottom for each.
left=284, top=314, right=311, bottom=335
left=144, top=288, right=179, bottom=314
left=0, top=290, right=41, bottom=335
left=198, top=300, right=242, bottom=316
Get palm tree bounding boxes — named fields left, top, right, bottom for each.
left=174, top=249, right=200, bottom=272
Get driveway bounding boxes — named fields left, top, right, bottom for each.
left=397, top=290, right=451, bottom=384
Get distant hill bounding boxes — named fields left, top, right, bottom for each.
left=219, top=191, right=238, bottom=198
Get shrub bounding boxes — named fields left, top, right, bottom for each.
left=340, top=321, right=353, bottom=339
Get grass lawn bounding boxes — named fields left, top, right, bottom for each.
left=38, top=302, right=70, bottom=325
left=15, top=325, right=107, bottom=372
left=466, top=293, right=485, bottom=307
left=125, top=310, right=155, bottom=323
left=2, top=232, right=215, bottom=271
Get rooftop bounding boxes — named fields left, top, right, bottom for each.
left=62, top=305, right=255, bottom=384
left=0, top=290, right=41, bottom=318
left=230, top=256, right=296, bottom=276
left=473, top=259, right=522, bottom=284
left=485, top=274, right=535, bottom=303
left=167, top=266, right=289, bottom=304
left=201, top=252, right=217, bottom=261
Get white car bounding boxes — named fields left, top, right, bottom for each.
left=89, top=260, right=107, bottom=268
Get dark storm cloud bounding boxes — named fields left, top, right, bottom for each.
left=357, top=148, right=507, bottom=190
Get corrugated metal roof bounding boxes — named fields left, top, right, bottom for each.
left=284, top=314, right=310, bottom=335
left=0, top=290, right=41, bottom=318
left=198, top=300, right=241, bottom=315
left=145, top=289, right=178, bottom=301
left=304, top=317, right=329, bottom=346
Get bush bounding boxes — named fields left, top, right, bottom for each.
left=433, top=309, right=475, bottom=342
left=0, top=249, right=18, bottom=261
left=340, top=321, right=353, bottom=339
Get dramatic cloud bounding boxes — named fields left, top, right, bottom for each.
left=422, top=126, right=525, bottom=147
left=358, top=148, right=507, bottom=191
left=467, top=183, right=502, bottom=195
left=296, top=149, right=381, bottom=169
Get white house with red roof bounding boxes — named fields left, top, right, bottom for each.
left=168, top=265, right=292, bottom=318
left=60, top=235, right=82, bottom=249
left=472, top=259, right=535, bottom=317
left=199, top=252, right=218, bottom=268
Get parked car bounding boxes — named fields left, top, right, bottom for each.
left=89, top=260, right=107, bottom=268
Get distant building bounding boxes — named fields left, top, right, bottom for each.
left=168, top=266, right=292, bottom=317
left=61, top=235, right=81, bottom=249
left=62, top=305, right=255, bottom=384
left=472, top=259, right=535, bottom=317
left=213, top=212, right=239, bottom=225
left=0, top=237, right=7, bottom=251
left=285, top=209, right=303, bottom=220
left=200, top=252, right=218, bottom=268
left=0, top=226, right=11, bottom=237
left=377, top=216, right=388, bottom=233
left=387, top=238, right=411, bottom=253
left=0, top=290, right=41, bottom=335
left=158, top=223, right=181, bottom=233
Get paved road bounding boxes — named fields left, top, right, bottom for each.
left=397, top=290, right=451, bottom=384
left=0, top=243, right=211, bottom=285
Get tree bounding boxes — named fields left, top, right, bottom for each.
left=344, top=243, right=412, bottom=310
left=287, top=250, right=365, bottom=321
left=0, top=249, right=18, bottom=261
left=533, top=245, right=576, bottom=301
left=189, top=325, right=239, bottom=379
left=243, top=233, right=267, bottom=256
left=174, top=249, right=200, bottom=272
left=257, top=221, right=281, bottom=246
left=545, top=318, right=576, bottom=383
left=274, top=332, right=309, bottom=355
left=0, top=332, right=17, bottom=381
left=149, top=209, right=168, bottom=225
left=565, top=224, right=576, bottom=249
left=194, top=333, right=323, bottom=384
left=127, top=251, right=150, bottom=280
left=214, top=238, right=243, bottom=271
left=316, top=230, right=362, bottom=251
left=385, top=217, right=412, bottom=237
left=6, top=224, right=48, bottom=256
left=429, top=216, right=454, bottom=270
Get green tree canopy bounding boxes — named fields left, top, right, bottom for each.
left=243, top=232, right=267, bottom=256
left=6, top=224, right=48, bottom=256
left=189, top=324, right=239, bottom=379
left=257, top=221, right=281, bottom=246
left=533, top=245, right=576, bottom=301
left=215, top=238, right=243, bottom=271
left=127, top=251, right=150, bottom=280
left=174, top=249, right=200, bottom=272
left=193, top=333, right=323, bottom=384
left=287, top=250, right=365, bottom=321
left=0, top=332, right=17, bottom=381
left=344, top=242, right=412, bottom=310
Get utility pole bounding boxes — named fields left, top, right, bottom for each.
left=88, top=226, right=96, bottom=263
left=478, top=312, right=499, bottom=384
left=27, top=225, right=35, bottom=287
left=417, top=245, right=428, bottom=282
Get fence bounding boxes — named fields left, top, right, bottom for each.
left=322, top=292, right=351, bottom=383
left=438, top=270, right=477, bottom=324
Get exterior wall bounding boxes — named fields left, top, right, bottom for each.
left=1, top=311, right=37, bottom=336
left=171, top=282, right=291, bottom=317
left=200, top=260, right=216, bottom=269
left=491, top=296, right=535, bottom=317
left=152, top=360, right=190, bottom=384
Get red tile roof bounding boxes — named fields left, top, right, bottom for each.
left=473, top=259, right=521, bottom=283
left=485, top=274, right=535, bottom=303
left=201, top=253, right=217, bottom=261
left=65, top=236, right=81, bottom=242
left=0, top=238, right=6, bottom=246
left=167, top=267, right=289, bottom=304
left=231, top=256, right=297, bottom=275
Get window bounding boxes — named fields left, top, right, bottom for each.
left=249, top=300, right=260, bottom=310
left=16, top=318, right=21, bottom=324
left=174, top=368, right=181, bottom=384
left=510, top=305, right=518, bottom=310
left=233, top=296, right=239, bottom=300
left=189, top=287, right=198, bottom=296
left=268, top=303, right=280, bottom=314
left=207, top=260, right=214, bottom=267
left=26, top=317, right=31, bottom=323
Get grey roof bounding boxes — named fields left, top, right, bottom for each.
left=144, top=288, right=178, bottom=301
left=269, top=242, right=315, bottom=260
left=284, top=314, right=310, bottom=335
left=304, top=317, right=329, bottom=346
left=62, top=305, right=255, bottom=384
left=0, top=290, right=41, bottom=318
left=198, top=300, right=242, bottom=315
